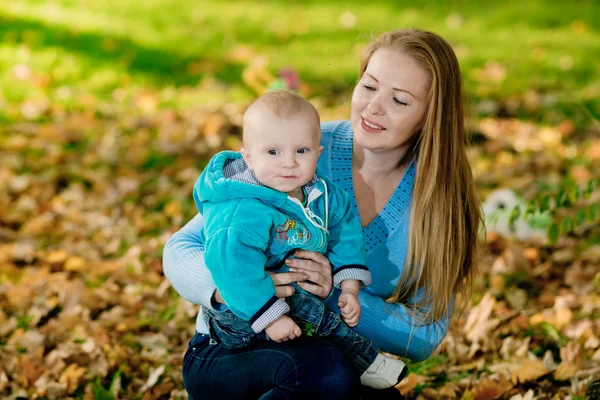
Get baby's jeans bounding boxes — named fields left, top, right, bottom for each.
left=204, top=293, right=379, bottom=373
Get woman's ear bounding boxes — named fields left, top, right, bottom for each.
left=241, top=148, right=252, bottom=169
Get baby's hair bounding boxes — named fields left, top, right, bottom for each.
left=244, top=90, right=320, bottom=128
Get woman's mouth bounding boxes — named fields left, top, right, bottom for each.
left=361, top=117, right=385, bottom=133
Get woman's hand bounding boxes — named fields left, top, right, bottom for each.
left=269, top=271, right=309, bottom=298
left=212, top=250, right=332, bottom=302
left=213, top=270, right=310, bottom=304
left=285, top=250, right=333, bottom=299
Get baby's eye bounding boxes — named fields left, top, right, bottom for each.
left=267, top=149, right=279, bottom=155
left=297, top=148, right=309, bottom=154
left=363, top=85, right=376, bottom=91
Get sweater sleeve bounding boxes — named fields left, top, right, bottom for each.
left=324, top=286, right=450, bottom=360
left=162, top=213, right=217, bottom=309
left=325, top=182, right=371, bottom=289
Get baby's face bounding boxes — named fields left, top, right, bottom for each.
left=242, top=111, right=323, bottom=197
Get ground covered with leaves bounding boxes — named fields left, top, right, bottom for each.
left=0, top=86, right=599, bottom=399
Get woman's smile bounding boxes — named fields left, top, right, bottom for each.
left=361, top=117, right=386, bottom=133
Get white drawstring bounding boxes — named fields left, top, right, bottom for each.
left=293, top=179, right=330, bottom=235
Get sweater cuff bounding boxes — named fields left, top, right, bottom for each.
left=250, top=297, right=290, bottom=333
left=333, top=265, right=371, bottom=289
left=200, top=285, right=219, bottom=311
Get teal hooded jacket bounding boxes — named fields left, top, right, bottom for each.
left=194, top=151, right=370, bottom=333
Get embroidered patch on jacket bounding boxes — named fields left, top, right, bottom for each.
left=275, top=217, right=312, bottom=246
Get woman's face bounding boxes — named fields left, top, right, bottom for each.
left=351, top=48, right=431, bottom=155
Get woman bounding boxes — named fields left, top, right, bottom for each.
left=163, top=29, right=482, bottom=399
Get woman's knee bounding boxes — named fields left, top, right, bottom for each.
left=281, top=339, right=359, bottom=399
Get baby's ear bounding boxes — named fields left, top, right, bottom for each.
left=240, top=148, right=252, bottom=169
left=318, top=145, right=324, bottom=156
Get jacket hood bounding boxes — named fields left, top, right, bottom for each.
left=194, top=151, right=294, bottom=211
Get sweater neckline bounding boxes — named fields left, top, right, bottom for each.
left=329, top=121, right=415, bottom=252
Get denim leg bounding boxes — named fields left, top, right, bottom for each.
left=183, top=332, right=360, bottom=399
left=204, top=308, right=265, bottom=349
left=287, top=294, right=379, bottom=373
left=360, top=386, right=407, bottom=399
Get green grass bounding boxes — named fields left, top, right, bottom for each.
left=1, top=0, right=599, bottom=126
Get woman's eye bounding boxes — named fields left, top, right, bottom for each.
left=297, top=148, right=309, bottom=154
left=363, top=85, right=376, bottom=91
left=267, top=149, right=279, bottom=155
left=393, top=98, right=408, bottom=106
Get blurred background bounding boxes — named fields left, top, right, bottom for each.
left=0, top=1, right=599, bottom=399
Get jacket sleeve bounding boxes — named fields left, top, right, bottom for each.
left=325, top=183, right=371, bottom=289
left=204, top=222, right=289, bottom=333
left=325, top=286, right=451, bottom=360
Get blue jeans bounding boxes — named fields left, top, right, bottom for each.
left=183, top=331, right=361, bottom=399
left=205, top=293, right=379, bottom=373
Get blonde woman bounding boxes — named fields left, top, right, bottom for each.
left=163, top=29, right=482, bottom=400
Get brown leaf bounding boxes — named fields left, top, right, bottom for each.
left=463, top=292, right=500, bottom=352
left=471, top=376, right=512, bottom=400
left=396, top=373, right=431, bottom=395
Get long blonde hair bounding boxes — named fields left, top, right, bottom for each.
left=359, top=29, right=482, bottom=323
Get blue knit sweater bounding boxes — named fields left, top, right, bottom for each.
left=162, top=120, right=450, bottom=360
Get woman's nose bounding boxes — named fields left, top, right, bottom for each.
left=367, top=95, right=385, bottom=115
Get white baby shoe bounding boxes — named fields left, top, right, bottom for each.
left=360, top=353, right=407, bottom=389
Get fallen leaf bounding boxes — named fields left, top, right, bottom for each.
left=396, top=373, right=430, bottom=395
left=138, top=364, right=165, bottom=395
left=59, top=363, right=86, bottom=394
left=471, top=376, right=512, bottom=400
left=512, top=358, right=549, bottom=384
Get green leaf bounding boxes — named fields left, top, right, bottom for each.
left=569, top=185, right=582, bottom=204
left=547, top=222, right=559, bottom=245
left=588, top=203, right=600, bottom=222
left=92, top=378, right=113, bottom=400
left=561, top=215, right=573, bottom=234
left=586, top=178, right=596, bottom=199
left=302, top=322, right=316, bottom=337
left=574, top=210, right=585, bottom=228
left=539, top=322, right=567, bottom=346
left=556, top=189, right=568, bottom=208
left=524, top=200, right=536, bottom=219
left=509, top=206, right=521, bottom=227
left=540, top=196, right=551, bottom=213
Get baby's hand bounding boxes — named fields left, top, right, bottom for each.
left=265, top=315, right=302, bottom=342
left=338, top=288, right=361, bottom=327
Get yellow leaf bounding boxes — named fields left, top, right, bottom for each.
left=59, top=363, right=86, bottom=394
left=553, top=297, right=573, bottom=329
left=164, top=200, right=182, bottom=218
left=64, top=256, right=87, bottom=272
left=461, top=389, right=475, bottom=400
left=553, top=361, right=579, bottom=381
left=512, top=358, right=549, bottom=384
left=46, top=249, right=68, bottom=266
